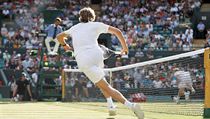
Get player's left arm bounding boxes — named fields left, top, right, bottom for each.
left=57, top=32, right=72, bottom=51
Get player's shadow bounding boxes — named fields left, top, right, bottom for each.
left=106, top=118, right=115, bottom=119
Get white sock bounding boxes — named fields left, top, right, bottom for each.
left=124, top=100, right=135, bottom=109
left=184, top=91, right=190, bottom=100
left=106, top=97, right=115, bottom=109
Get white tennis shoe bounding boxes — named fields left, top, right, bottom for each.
left=131, top=104, right=144, bottom=119
left=108, top=106, right=117, bottom=116
left=173, top=96, right=180, bottom=104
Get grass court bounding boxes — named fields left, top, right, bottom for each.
left=0, top=101, right=203, bottom=119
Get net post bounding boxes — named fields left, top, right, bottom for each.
left=204, top=48, right=210, bottom=118
left=61, top=69, right=66, bottom=101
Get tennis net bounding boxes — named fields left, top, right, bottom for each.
left=62, top=49, right=205, bottom=116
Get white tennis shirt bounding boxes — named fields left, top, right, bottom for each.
left=64, top=22, right=109, bottom=55
left=174, top=71, right=192, bottom=82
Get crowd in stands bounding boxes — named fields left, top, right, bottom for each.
left=0, top=0, right=206, bottom=98
left=0, top=0, right=206, bottom=51
left=0, top=0, right=44, bottom=49
left=99, top=0, right=203, bottom=51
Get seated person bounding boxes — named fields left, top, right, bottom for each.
left=45, top=17, right=63, bottom=55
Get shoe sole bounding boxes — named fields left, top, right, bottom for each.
left=133, top=104, right=144, bottom=119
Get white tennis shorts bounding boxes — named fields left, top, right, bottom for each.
left=75, top=47, right=105, bottom=84
left=178, top=80, right=192, bottom=89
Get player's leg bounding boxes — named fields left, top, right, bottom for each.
left=188, top=81, right=195, bottom=94
left=45, top=37, right=53, bottom=55
left=184, top=84, right=195, bottom=101
left=184, top=89, right=190, bottom=101
left=96, top=79, right=144, bottom=119
left=183, top=81, right=195, bottom=100
left=77, top=52, right=143, bottom=118
left=100, top=88, right=116, bottom=116
left=174, top=87, right=185, bottom=103
left=190, top=86, right=195, bottom=94
left=178, top=88, right=185, bottom=96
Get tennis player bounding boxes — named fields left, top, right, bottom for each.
left=173, top=68, right=195, bottom=103
left=57, top=7, right=144, bottom=119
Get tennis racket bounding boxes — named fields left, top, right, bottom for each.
left=99, top=45, right=122, bottom=59
left=63, top=45, right=124, bottom=59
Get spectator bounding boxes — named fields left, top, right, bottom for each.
left=113, top=73, right=124, bottom=90
left=12, top=72, right=33, bottom=101
left=182, top=41, right=191, bottom=51
left=205, top=28, right=210, bottom=43
left=73, top=75, right=89, bottom=100
left=1, top=24, right=8, bottom=36
left=8, top=77, right=16, bottom=97
left=45, top=17, right=63, bottom=55
left=180, top=31, right=186, bottom=42
left=22, top=56, right=33, bottom=70
left=133, top=68, right=144, bottom=88
left=31, top=68, right=38, bottom=87
left=196, top=21, right=206, bottom=39
left=153, top=78, right=163, bottom=88
left=186, top=29, right=193, bottom=47
left=2, top=9, right=10, bottom=19
left=3, top=50, right=11, bottom=66
left=185, top=27, right=193, bottom=38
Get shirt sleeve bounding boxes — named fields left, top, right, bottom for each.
left=45, top=24, right=51, bottom=32
left=97, top=22, right=109, bottom=34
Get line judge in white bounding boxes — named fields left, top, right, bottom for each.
left=57, top=7, right=144, bottom=119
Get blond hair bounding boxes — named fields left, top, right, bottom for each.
left=79, top=7, right=96, bottom=23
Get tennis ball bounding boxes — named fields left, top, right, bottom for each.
left=44, top=62, right=49, bottom=66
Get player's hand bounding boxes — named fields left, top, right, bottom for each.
left=121, top=47, right=128, bottom=55
left=63, top=44, right=72, bottom=51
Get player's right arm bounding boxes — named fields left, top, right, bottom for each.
left=56, top=32, right=72, bottom=51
